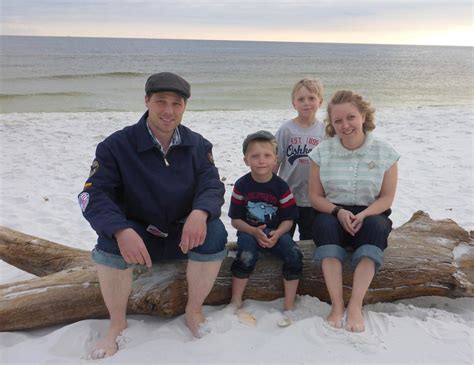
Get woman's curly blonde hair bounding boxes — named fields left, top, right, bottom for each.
left=325, top=90, right=376, bottom=137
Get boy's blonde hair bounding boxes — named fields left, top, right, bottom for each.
left=325, top=90, right=376, bottom=137
left=291, top=78, right=324, bottom=101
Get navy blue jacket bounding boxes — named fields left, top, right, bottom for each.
left=79, top=112, right=225, bottom=239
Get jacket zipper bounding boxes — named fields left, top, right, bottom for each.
left=163, top=146, right=175, bottom=167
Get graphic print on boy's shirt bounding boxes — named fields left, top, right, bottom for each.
left=245, top=195, right=278, bottom=226
left=228, top=173, right=297, bottom=231
left=286, top=135, right=322, bottom=165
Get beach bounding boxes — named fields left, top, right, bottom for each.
left=1, top=35, right=473, bottom=364
left=1, top=105, right=473, bottom=364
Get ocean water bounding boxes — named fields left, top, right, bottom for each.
left=1, top=35, right=472, bottom=113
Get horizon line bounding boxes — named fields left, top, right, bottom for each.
left=1, top=34, right=472, bottom=48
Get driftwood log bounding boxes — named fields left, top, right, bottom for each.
left=0, top=211, right=472, bottom=331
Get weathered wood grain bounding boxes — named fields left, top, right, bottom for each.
left=0, top=211, right=472, bottom=331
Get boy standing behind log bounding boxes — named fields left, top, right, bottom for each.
left=275, top=78, right=325, bottom=240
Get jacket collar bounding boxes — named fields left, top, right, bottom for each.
left=136, top=111, right=194, bottom=152
left=331, top=132, right=374, bottom=156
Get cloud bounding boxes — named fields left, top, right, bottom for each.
left=1, top=0, right=473, bottom=45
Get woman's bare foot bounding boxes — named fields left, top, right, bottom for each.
left=90, top=322, right=127, bottom=359
left=326, top=303, right=345, bottom=329
left=345, top=302, right=365, bottom=332
left=185, top=309, right=206, bottom=338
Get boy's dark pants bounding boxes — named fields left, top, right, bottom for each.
left=231, top=231, right=303, bottom=280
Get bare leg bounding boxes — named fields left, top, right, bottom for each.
left=346, top=257, right=375, bottom=332
left=321, top=257, right=345, bottom=328
left=185, top=259, right=222, bottom=337
left=230, top=276, right=249, bottom=310
left=91, top=264, right=133, bottom=359
left=283, top=279, right=299, bottom=311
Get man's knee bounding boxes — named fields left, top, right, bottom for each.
left=92, top=247, right=132, bottom=270
left=188, top=218, right=228, bottom=262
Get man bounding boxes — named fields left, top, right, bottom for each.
left=78, top=72, right=227, bottom=359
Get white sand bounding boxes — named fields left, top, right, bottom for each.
left=0, top=107, right=473, bottom=364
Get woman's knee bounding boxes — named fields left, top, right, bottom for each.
left=351, top=244, right=384, bottom=272
left=356, top=215, right=392, bottom=251
left=313, top=244, right=347, bottom=266
left=312, top=213, right=342, bottom=242
left=360, top=215, right=392, bottom=235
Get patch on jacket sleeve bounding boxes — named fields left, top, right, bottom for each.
left=207, top=151, right=214, bottom=165
left=78, top=192, right=90, bottom=212
left=89, top=160, right=99, bottom=177
left=207, top=151, right=215, bottom=164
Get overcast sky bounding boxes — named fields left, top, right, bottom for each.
left=1, top=0, right=473, bottom=46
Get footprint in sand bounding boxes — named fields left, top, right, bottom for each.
left=307, top=310, right=391, bottom=354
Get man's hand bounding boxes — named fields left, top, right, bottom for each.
left=115, top=228, right=152, bottom=267
left=179, top=209, right=209, bottom=254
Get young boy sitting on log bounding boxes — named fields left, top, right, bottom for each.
left=228, top=130, right=303, bottom=326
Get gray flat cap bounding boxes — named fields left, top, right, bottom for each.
left=145, top=72, right=191, bottom=99
left=242, top=130, right=276, bottom=154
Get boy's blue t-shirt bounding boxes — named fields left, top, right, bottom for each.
left=228, top=172, right=298, bottom=230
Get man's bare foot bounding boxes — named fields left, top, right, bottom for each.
left=90, top=322, right=127, bottom=359
left=345, top=302, right=365, bottom=332
left=185, top=310, right=206, bottom=338
left=90, top=337, right=118, bottom=360
left=326, top=304, right=345, bottom=329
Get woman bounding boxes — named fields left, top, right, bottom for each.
left=308, top=90, right=399, bottom=332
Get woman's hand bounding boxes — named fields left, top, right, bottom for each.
left=351, top=212, right=367, bottom=234
left=337, top=209, right=357, bottom=236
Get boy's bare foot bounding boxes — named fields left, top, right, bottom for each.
left=277, top=310, right=295, bottom=328
left=326, top=304, right=345, bottom=329
left=185, top=310, right=206, bottom=338
left=228, top=300, right=243, bottom=313
left=345, top=302, right=365, bottom=332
